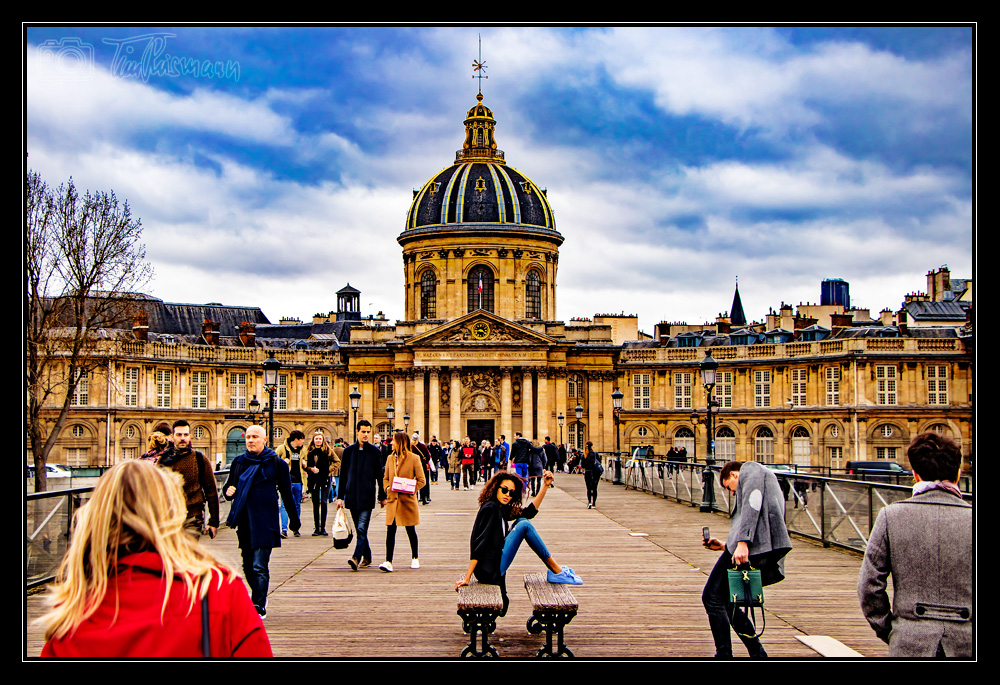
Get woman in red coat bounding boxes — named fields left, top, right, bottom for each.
left=38, top=460, right=271, bottom=658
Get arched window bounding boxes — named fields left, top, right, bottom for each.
left=420, top=270, right=437, bottom=319
left=754, top=427, right=774, bottom=463
left=791, top=426, right=810, bottom=467
left=716, top=426, right=736, bottom=461
left=467, top=265, right=495, bottom=313
left=674, top=427, right=695, bottom=456
left=525, top=269, right=541, bottom=319
left=378, top=374, right=394, bottom=400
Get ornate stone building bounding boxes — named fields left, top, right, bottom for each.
left=32, top=96, right=973, bottom=472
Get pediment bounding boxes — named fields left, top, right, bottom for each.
left=406, top=310, right=555, bottom=347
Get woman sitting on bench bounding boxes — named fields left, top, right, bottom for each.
left=456, top=470, right=582, bottom=617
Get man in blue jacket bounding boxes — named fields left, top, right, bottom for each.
left=335, top=420, right=386, bottom=570
left=224, top=425, right=300, bottom=618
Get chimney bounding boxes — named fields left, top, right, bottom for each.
left=238, top=322, right=256, bottom=347
left=132, top=313, right=149, bottom=342
left=830, top=312, right=852, bottom=335
left=202, top=319, right=220, bottom=346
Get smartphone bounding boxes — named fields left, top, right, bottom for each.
left=703, top=526, right=711, bottom=542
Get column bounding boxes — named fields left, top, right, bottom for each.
left=501, top=367, right=513, bottom=441
left=450, top=369, right=462, bottom=440
left=428, top=368, right=440, bottom=441
left=536, top=369, right=550, bottom=440
left=588, top=373, right=602, bottom=452
left=413, top=369, right=425, bottom=438
left=394, top=371, right=407, bottom=433
left=554, top=370, right=567, bottom=444
left=522, top=368, right=534, bottom=440
left=602, top=373, right=615, bottom=456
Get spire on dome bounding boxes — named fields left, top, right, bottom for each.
left=456, top=40, right=505, bottom=164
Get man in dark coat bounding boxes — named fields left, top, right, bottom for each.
left=223, top=425, right=300, bottom=618
left=510, top=432, right=532, bottom=481
left=543, top=437, right=559, bottom=472
left=336, top=419, right=386, bottom=570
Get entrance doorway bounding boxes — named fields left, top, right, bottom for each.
left=467, top=419, right=495, bottom=447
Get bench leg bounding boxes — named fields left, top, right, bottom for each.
left=527, top=610, right=577, bottom=657
left=458, top=608, right=500, bottom=657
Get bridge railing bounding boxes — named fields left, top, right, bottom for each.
left=599, top=458, right=973, bottom=555
left=25, top=471, right=232, bottom=591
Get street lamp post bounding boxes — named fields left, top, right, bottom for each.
left=387, top=404, right=395, bottom=432
left=248, top=395, right=261, bottom=426
left=557, top=412, right=564, bottom=449
left=262, top=353, right=281, bottom=448
left=611, top=389, right=623, bottom=485
left=699, top=351, right=719, bottom=513
left=403, top=413, right=410, bottom=432
left=349, top=386, right=361, bottom=441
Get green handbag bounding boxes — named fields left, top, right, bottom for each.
left=727, top=565, right=765, bottom=639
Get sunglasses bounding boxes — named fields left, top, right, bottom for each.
left=498, top=486, right=515, bottom=495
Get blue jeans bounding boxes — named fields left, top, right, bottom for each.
left=350, top=508, right=373, bottom=562
left=500, top=518, right=550, bottom=575
left=513, top=462, right=529, bottom=480
left=280, top=483, right=302, bottom=533
left=240, top=546, right=273, bottom=615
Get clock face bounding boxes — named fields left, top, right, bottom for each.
left=472, top=321, right=491, bottom=340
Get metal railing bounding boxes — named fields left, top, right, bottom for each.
left=600, top=458, right=973, bottom=555
left=26, top=471, right=232, bottom=591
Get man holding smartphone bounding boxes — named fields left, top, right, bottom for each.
left=701, top=460, right=791, bottom=658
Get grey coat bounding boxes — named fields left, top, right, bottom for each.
left=726, top=461, right=792, bottom=583
left=858, top=488, right=973, bottom=657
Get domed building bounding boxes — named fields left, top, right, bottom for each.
left=398, top=92, right=561, bottom=322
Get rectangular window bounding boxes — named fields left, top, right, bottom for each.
left=825, top=366, right=840, bottom=406
left=230, top=372, right=248, bottom=410
left=311, top=375, right=329, bottom=411
left=156, top=369, right=171, bottom=408
left=828, top=446, right=843, bottom=469
left=791, top=369, right=807, bottom=407
left=754, top=370, right=771, bottom=408
left=192, top=371, right=209, bottom=409
left=673, top=372, right=691, bottom=409
left=633, top=373, right=651, bottom=410
left=123, top=447, right=137, bottom=460
left=875, top=446, right=897, bottom=461
left=124, top=367, right=139, bottom=407
left=63, top=447, right=88, bottom=466
left=70, top=370, right=89, bottom=406
left=715, top=371, right=733, bottom=409
left=277, top=373, right=288, bottom=410
left=927, top=365, right=948, bottom=405
left=876, top=365, right=897, bottom=405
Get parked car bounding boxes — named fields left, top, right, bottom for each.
left=26, top=464, right=72, bottom=479
left=845, top=460, right=912, bottom=481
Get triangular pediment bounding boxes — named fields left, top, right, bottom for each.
left=406, top=310, right=556, bottom=347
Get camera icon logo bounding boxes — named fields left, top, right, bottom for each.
left=37, top=38, right=95, bottom=79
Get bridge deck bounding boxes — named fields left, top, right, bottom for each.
left=25, top=472, right=888, bottom=658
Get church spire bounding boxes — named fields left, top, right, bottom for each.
left=456, top=41, right=505, bottom=165
left=730, top=277, right=747, bottom=327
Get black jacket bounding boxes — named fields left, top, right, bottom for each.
left=339, top=442, right=386, bottom=510
left=510, top=437, right=532, bottom=464
left=470, top=500, right=538, bottom=584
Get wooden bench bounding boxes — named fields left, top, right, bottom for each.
left=523, top=573, right=579, bottom=657
left=457, top=579, right=504, bottom=657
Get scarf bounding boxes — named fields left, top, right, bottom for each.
left=226, top=448, right=277, bottom=528
left=912, top=479, right=964, bottom=499
left=157, top=445, right=188, bottom=467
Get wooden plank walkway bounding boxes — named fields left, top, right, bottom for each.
left=25, top=472, right=889, bottom=658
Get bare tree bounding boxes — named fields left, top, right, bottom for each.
left=25, top=171, right=152, bottom=491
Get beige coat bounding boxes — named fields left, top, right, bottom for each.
left=383, top=450, right=426, bottom=527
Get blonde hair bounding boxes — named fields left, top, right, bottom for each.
left=146, top=431, right=168, bottom=453
left=38, top=460, right=235, bottom=641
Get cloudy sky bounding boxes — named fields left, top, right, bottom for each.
left=24, top=26, right=974, bottom=335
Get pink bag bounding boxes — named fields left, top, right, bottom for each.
left=391, top=476, right=417, bottom=494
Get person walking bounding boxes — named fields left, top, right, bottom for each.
left=157, top=419, right=219, bottom=538
left=336, top=420, right=386, bottom=571
left=304, top=431, right=333, bottom=536
left=379, top=432, right=426, bottom=572
left=858, top=432, right=972, bottom=657
left=701, top=460, right=792, bottom=658
left=583, top=441, right=602, bottom=508
left=528, top=440, right=546, bottom=496
left=276, top=430, right=306, bottom=538
left=448, top=440, right=462, bottom=490
left=223, top=425, right=301, bottom=619
left=39, top=460, right=271, bottom=657
left=460, top=438, right=476, bottom=490
left=480, top=440, right=494, bottom=482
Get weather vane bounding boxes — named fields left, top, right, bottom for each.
left=472, top=34, right=488, bottom=95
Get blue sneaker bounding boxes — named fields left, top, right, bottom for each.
left=547, top=568, right=583, bottom=585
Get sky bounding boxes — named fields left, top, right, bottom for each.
left=24, top=26, right=974, bottom=335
